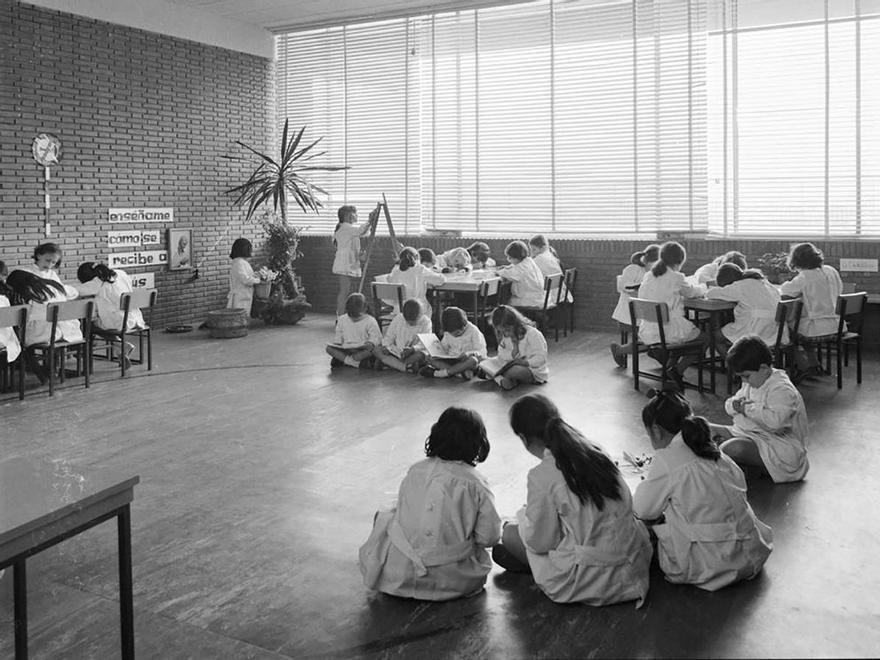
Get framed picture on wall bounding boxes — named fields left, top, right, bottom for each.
left=168, top=228, right=192, bottom=270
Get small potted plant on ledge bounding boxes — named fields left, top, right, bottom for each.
left=225, top=119, right=348, bottom=324
left=757, top=251, right=795, bottom=284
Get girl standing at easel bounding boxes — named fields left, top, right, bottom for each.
left=332, top=205, right=373, bottom=316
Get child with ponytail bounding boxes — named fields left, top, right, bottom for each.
left=493, top=394, right=652, bottom=606
left=388, top=246, right=446, bottom=315
left=634, top=389, right=773, bottom=591
left=610, top=241, right=707, bottom=388
left=611, top=244, right=659, bottom=333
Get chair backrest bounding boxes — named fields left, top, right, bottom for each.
left=615, top=274, right=622, bottom=294
left=564, top=267, right=577, bottom=295
left=371, top=281, right=405, bottom=312
left=629, top=298, right=670, bottom=345
left=774, top=298, right=802, bottom=349
left=836, top=292, right=867, bottom=333
left=121, top=288, right=158, bottom=310
left=542, top=273, right=564, bottom=310
left=0, top=304, right=28, bottom=329
left=46, top=299, right=95, bottom=323
left=373, top=273, right=389, bottom=284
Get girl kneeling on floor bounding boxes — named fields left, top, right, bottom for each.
left=358, top=406, right=502, bottom=600
left=492, top=394, right=652, bottom=606
left=634, top=389, right=773, bottom=591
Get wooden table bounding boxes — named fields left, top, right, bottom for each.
left=683, top=297, right=736, bottom=393
left=0, top=456, right=139, bottom=659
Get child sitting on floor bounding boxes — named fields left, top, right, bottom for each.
left=326, top=293, right=382, bottom=369
left=420, top=306, right=487, bottom=380
left=634, top=389, right=773, bottom=591
left=709, top=335, right=809, bottom=483
left=358, top=406, right=501, bottom=600
left=492, top=394, right=652, bottom=606
left=478, top=305, right=548, bottom=390
left=374, top=298, right=432, bottom=373
left=706, top=264, right=784, bottom=356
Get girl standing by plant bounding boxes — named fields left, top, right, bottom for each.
left=493, top=394, right=652, bottom=606
left=358, top=406, right=501, bottom=600
left=226, top=238, right=262, bottom=315
left=332, top=205, right=373, bottom=316
left=635, top=389, right=773, bottom=591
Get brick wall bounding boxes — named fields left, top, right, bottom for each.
left=294, top=234, right=880, bottom=344
left=0, top=0, right=272, bottom=327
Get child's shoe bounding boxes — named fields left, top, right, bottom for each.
left=610, top=343, right=627, bottom=368
left=359, top=357, right=375, bottom=369
left=665, top=366, right=685, bottom=392
left=419, top=366, right=437, bottom=378
left=460, top=369, right=475, bottom=381
left=330, top=357, right=344, bottom=368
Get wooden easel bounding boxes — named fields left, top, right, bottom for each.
left=358, top=193, right=403, bottom=293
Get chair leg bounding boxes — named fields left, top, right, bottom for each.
left=121, top=332, right=127, bottom=377
left=84, top=345, right=90, bottom=389
left=836, top=340, right=842, bottom=389
left=48, top=348, right=55, bottom=396
left=632, top=344, right=640, bottom=391
left=856, top=338, right=862, bottom=384
left=18, top=358, right=24, bottom=400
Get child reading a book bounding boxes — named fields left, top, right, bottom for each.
left=419, top=306, right=487, bottom=380
left=326, top=292, right=382, bottom=369
left=479, top=305, right=548, bottom=390
left=374, top=298, right=432, bottom=373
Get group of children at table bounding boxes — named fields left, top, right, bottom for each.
left=328, top=205, right=567, bottom=389
left=0, top=242, right=145, bottom=381
left=359, top=339, right=801, bottom=603
left=610, top=240, right=844, bottom=387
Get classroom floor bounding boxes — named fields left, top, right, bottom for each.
left=1, top=315, right=878, bottom=659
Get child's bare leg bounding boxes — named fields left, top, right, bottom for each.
left=491, top=522, right=531, bottom=573
left=675, top=332, right=709, bottom=373
left=350, top=346, right=374, bottom=362
left=719, top=437, right=769, bottom=475
left=375, top=346, right=407, bottom=372
left=708, top=423, right=734, bottom=441
left=326, top=345, right=348, bottom=362
left=442, top=356, right=479, bottom=377
left=496, top=364, right=534, bottom=390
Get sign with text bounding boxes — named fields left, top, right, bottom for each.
left=108, top=250, right=168, bottom=269
left=109, top=208, right=174, bottom=223
left=129, top=272, right=155, bottom=289
left=108, top=230, right=162, bottom=248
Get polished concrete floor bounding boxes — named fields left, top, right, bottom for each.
left=1, top=315, right=878, bottom=658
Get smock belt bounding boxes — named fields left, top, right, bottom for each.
left=683, top=521, right=742, bottom=542
left=388, top=520, right=475, bottom=576
left=571, top=545, right=633, bottom=567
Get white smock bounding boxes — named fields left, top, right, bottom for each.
left=359, top=458, right=502, bottom=601
left=724, top=368, right=809, bottom=483
left=633, top=434, right=773, bottom=591
left=75, top=269, right=145, bottom=331
left=636, top=269, right=705, bottom=344
left=499, top=257, right=547, bottom=308
left=387, top=264, right=446, bottom=314
left=332, top=223, right=365, bottom=278
left=382, top=313, right=432, bottom=357
left=707, top=278, right=784, bottom=346
left=496, top=324, right=548, bottom=382
left=440, top=321, right=487, bottom=359
left=612, top=263, right=647, bottom=325
left=226, top=258, right=261, bottom=312
left=517, top=448, right=652, bottom=606
left=780, top=265, right=844, bottom=337
left=0, top=295, right=22, bottom=362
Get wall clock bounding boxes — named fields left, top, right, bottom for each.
left=32, top=132, right=62, bottom=167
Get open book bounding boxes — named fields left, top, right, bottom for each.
left=417, top=334, right=460, bottom=361
left=477, top=356, right=517, bottom=378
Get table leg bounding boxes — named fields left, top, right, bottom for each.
left=706, top=311, right=717, bottom=393
left=13, top=558, right=27, bottom=660
left=118, top=506, right=135, bottom=659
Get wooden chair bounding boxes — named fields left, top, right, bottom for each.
left=515, top=273, right=565, bottom=341
left=560, top=267, right=577, bottom=336
left=628, top=298, right=706, bottom=393
left=472, top=278, right=502, bottom=335
left=371, top=281, right=405, bottom=331
left=29, top=299, right=94, bottom=396
left=0, top=304, right=28, bottom=400
left=725, top=298, right=803, bottom=393
left=90, top=288, right=157, bottom=377
left=797, top=292, right=867, bottom=389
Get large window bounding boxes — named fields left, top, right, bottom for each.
left=276, top=0, right=705, bottom=235
left=708, top=0, right=880, bottom=236
left=275, top=0, right=880, bottom=237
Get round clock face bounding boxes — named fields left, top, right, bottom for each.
left=32, top=133, right=62, bottom=166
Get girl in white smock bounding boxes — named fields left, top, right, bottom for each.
left=498, top=241, right=546, bottom=308
left=22, top=242, right=78, bottom=297
left=387, top=247, right=446, bottom=314
left=707, top=264, right=785, bottom=350
left=691, top=250, right=747, bottom=285
left=611, top=246, right=658, bottom=326
left=779, top=242, right=843, bottom=338
left=530, top=234, right=573, bottom=304
left=493, top=394, right=652, bottom=606
left=710, top=336, right=809, bottom=483
left=635, top=390, right=773, bottom=591
left=226, top=238, right=262, bottom=313
left=480, top=305, right=548, bottom=390
left=76, top=262, right=145, bottom=332
left=359, top=406, right=502, bottom=600
left=332, top=205, right=374, bottom=316
left=374, top=298, right=432, bottom=373
left=6, top=270, right=82, bottom=346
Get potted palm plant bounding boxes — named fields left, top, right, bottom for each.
left=225, top=119, right=348, bottom=324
